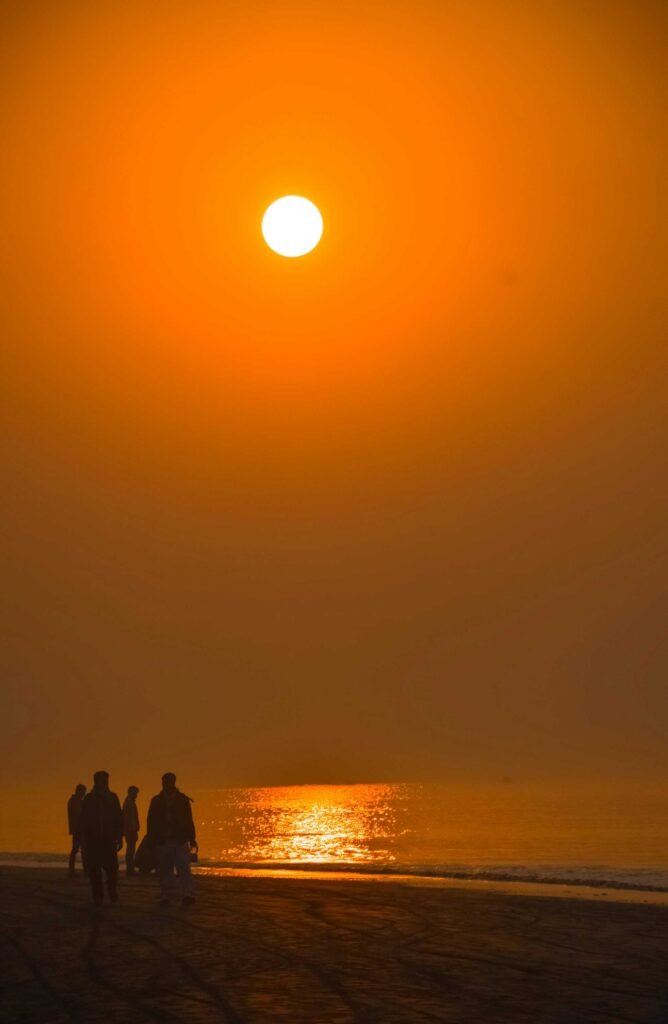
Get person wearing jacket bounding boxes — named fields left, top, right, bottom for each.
left=147, top=772, right=197, bottom=906
left=78, top=770, right=123, bottom=905
left=67, top=783, right=87, bottom=877
left=122, top=785, right=141, bottom=876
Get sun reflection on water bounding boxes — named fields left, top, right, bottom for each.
left=190, top=780, right=668, bottom=881
left=200, top=784, right=407, bottom=865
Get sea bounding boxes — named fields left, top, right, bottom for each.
left=2, top=780, right=667, bottom=893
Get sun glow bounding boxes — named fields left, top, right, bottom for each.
left=262, top=195, right=323, bottom=258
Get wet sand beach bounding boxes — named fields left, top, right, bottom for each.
left=2, top=867, right=667, bottom=1023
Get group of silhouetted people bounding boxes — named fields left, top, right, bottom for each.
left=67, top=770, right=198, bottom=907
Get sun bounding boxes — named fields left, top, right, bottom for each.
left=262, top=196, right=323, bottom=258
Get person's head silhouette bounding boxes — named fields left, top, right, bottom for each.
left=161, top=772, right=177, bottom=794
left=93, top=770, right=110, bottom=790
left=75, top=783, right=86, bottom=797
left=127, top=785, right=139, bottom=798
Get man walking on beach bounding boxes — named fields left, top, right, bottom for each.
left=122, top=785, right=141, bottom=876
left=78, top=771, right=123, bottom=906
left=67, top=783, right=87, bottom=877
left=147, top=772, right=198, bottom=907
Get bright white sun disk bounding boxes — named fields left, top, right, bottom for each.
left=262, top=196, right=323, bottom=257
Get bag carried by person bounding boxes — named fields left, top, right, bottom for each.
left=134, top=835, right=156, bottom=874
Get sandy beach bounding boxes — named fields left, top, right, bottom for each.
left=2, top=868, right=667, bottom=1023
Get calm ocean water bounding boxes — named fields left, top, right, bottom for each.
left=2, top=781, right=667, bottom=891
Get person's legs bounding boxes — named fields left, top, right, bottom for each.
left=125, top=834, right=137, bottom=875
left=68, top=837, right=79, bottom=876
left=87, top=859, right=104, bottom=904
left=173, top=842, right=195, bottom=901
left=156, top=842, right=177, bottom=902
left=106, top=849, right=119, bottom=902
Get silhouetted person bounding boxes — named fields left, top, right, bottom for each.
left=67, top=783, right=87, bottom=877
left=78, top=771, right=123, bottom=906
left=122, top=785, right=140, bottom=876
left=147, top=772, right=197, bottom=907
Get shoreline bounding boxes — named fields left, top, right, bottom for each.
left=2, top=857, right=668, bottom=906
left=2, top=866, right=667, bottom=1023
left=200, top=865, right=668, bottom=906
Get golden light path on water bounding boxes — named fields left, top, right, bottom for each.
left=203, top=784, right=402, bottom=865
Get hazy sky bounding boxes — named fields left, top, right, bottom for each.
left=2, top=0, right=666, bottom=788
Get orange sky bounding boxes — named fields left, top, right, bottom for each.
left=1, top=0, right=666, bottom=785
